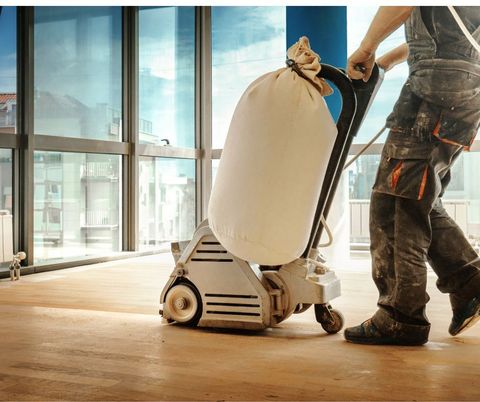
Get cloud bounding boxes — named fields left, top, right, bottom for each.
left=212, top=7, right=286, bottom=50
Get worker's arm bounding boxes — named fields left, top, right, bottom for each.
left=347, top=6, right=414, bottom=81
left=376, top=43, right=409, bottom=71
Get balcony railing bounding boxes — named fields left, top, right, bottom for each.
left=350, top=199, right=471, bottom=242
left=81, top=210, right=118, bottom=227
left=81, top=162, right=117, bottom=179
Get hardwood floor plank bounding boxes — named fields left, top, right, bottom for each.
left=0, top=254, right=478, bottom=401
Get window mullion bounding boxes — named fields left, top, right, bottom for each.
left=16, top=6, right=34, bottom=266
left=122, top=6, right=139, bottom=252
left=198, top=6, right=212, bottom=222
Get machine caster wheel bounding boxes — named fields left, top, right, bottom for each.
left=321, top=309, right=344, bottom=334
left=315, top=304, right=344, bottom=334
left=164, top=282, right=202, bottom=327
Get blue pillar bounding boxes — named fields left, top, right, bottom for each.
left=287, top=6, right=347, bottom=120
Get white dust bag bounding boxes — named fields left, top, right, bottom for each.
left=208, top=36, right=338, bottom=266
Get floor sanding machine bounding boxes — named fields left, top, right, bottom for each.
left=160, top=63, right=383, bottom=333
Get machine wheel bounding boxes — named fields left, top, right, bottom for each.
left=164, top=282, right=202, bottom=326
left=315, top=304, right=344, bottom=334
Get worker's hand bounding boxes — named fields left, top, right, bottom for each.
left=347, top=47, right=376, bottom=82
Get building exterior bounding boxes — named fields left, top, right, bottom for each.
left=0, top=93, right=16, bottom=134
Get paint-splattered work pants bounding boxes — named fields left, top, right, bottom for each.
left=369, top=79, right=480, bottom=343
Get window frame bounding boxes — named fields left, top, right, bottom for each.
left=2, top=6, right=202, bottom=273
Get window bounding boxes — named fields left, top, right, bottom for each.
left=139, top=157, right=195, bottom=250
left=34, top=7, right=122, bottom=140
left=345, top=154, right=380, bottom=244
left=0, top=149, right=12, bottom=213
left=348, top=154, right=381, bottom=201
left=0, top=7, right=17, bottom=134
left=34, top=151, right=122, bottom=262
left=139, top=7, right=196, bottom=147
left=211, top=6, right=286, bottom=149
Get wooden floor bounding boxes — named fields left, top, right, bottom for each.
left=0, top=254, right=479, bottom=401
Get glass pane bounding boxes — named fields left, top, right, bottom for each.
left=139, top=7, right=195, bottom=147
left=34, top=7, right=122, bottom=140
left=212, top=159, right=219, bottom=186
left=211, top=6, right=286, bottom=149
left=34, top=151, right=122, bottom=262
left=0, top=149, right=13, bottom=213
left=346, top=154, right=380, bottom=245
left=0, top=7, right=17, bottom=134
left=139, top=157, right=195, bottom=250
left=347, top=6, right=408, bottom=145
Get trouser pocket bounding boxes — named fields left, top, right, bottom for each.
left=432, top=109, right=480, bottom=149
left=373, top=137, right=434, bottom=201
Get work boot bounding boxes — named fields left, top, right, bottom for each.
left=449, top=296, right=480, bottom=336
left=344, top=319, right=427, bottom=346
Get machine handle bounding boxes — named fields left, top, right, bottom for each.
left=303, top=64, right=383, bottom=257
left=302, top=64, right=357, bottom=258
left=317, top=64, right=357, bottom=142
left=347, top=64, right=384, bottom=138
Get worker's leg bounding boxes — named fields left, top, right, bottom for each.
left=426, top=195, right=480, bottom=336
left=370, top=191, right=432, bottom=343
left=426, top=148, right=480, bottom=335
left=369, top=141, right=480, bottom=341
left=345, top=186, right=432, bottom=345
left=428, top=199, right=480, bottom=307
left=369, top=191, right=396, bottom=315
left=346, top=128, right=456, bottom=344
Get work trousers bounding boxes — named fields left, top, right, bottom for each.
left=369, top=130, right=480, bottom=343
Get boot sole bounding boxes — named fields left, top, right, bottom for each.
left=345, top=335, right=426, bottom=346
left=451, top=308, right=480, bottom=336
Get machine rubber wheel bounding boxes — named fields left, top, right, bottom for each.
left=321, top=309, right=344, bottom=334
left=164, top=282, right=202, bottom=326
left=315, top=304, right=344, bottom=334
